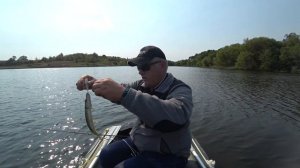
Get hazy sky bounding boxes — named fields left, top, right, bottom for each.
left=1, top=0, right=299, bottom=61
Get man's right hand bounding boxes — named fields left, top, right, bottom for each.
left=76, top=75, right=96, bottom=91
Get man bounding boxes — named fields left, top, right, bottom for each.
left=76, top=46, right=193, bottom=168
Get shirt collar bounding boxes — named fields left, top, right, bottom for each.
left=154, top=73, right=174, bottom=93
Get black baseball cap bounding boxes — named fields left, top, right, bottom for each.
left=128, top=46, right=166, bottom=66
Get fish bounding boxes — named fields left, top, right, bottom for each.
left=84, top=79, right=99, bottom=136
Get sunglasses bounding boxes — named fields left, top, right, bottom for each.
left=137, top=61, right=161, bottom=71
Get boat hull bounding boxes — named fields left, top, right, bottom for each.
left=79, top=125, right=215, bottom=168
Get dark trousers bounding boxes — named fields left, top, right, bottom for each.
left=97, top=137, right=187, bottom=168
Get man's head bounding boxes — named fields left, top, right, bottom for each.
left=128, top=46, right=168, bottom=88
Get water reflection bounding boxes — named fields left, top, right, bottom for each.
left=181, top=68, right=300, bottom=168
left=0, top=67, right=299, bottom=168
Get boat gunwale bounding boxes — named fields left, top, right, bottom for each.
left=79, top=125, right=215, bottom=168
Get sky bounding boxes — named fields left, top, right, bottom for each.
left=0, top=0, right=300, bottom=61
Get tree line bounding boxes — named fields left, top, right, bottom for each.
left=1, top=33, right=299, bottom=72
left=1, top=53, right=128, bottom=67
left=176, top=33, right=300, bottom=73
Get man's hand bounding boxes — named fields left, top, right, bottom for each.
left=92, top=78, right=125, bottom=102
left=76, top=75, right=96, bottom=91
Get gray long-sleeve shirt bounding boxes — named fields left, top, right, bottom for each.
left=121, top=73, right=193, bottom=157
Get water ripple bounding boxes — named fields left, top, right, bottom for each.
left=1, top=67, right=300, bottom=168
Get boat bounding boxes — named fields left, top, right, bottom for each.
left=79, top=125, right=215, bottom=168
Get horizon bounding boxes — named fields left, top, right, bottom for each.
left=0, top=32, right=297, bottom=62
left=1, top=0, right=300, bottom=61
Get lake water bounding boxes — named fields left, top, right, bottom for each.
left=0, top=67, right=300, bottom=168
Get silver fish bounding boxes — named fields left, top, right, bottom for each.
left=84, top=79, right=99, bottom=136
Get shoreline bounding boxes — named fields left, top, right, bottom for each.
left=1, top=64, right=299, bottom=74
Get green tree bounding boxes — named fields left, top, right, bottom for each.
left=176, top=60, right=189, bottom=66
left=41, top=57, right=48, bottom=62
left=215, top=44, right=241, bottom=67
left=201, top=52, right=216, bottom=67
left=56, top=53, right=64, bottom=61
left=279, top=33, right=300, bottom=72
left=259, top=49, right=278, bottom=71
left=242, top=37, right=281, bottom=70
left=282, top=33, right=300, bottom=46
left=235, top=51, right=256, bottom=70
left=91, top=53, right=99, bottom=63
left=185, top=50, right=216, bottom=67
left=17, top=55, right=28, bottom=64
left=6, top=56, right=17, bottom=65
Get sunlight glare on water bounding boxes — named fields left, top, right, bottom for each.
left=0, top=67, right=299, bottom=168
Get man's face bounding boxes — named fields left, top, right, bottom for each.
left=137, top=60, right=164, bottom=88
